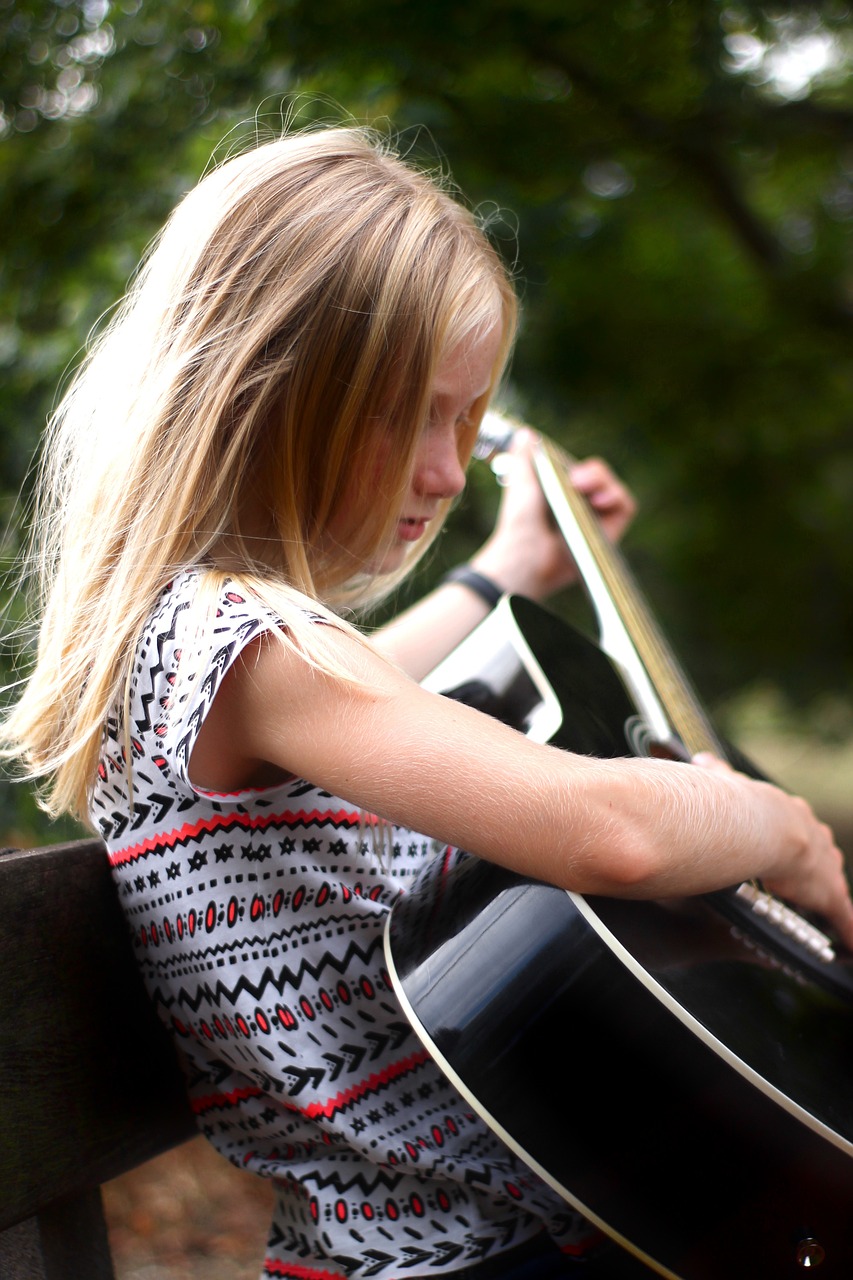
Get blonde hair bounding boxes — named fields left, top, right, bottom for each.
left=2, top=124, right=517, bottom=823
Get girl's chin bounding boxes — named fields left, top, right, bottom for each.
left=370, top=545, right=408, bottom=576
left=353, top=533, right=416, bottom=578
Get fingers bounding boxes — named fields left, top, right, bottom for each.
left=766, top=841, right=853, bottom=954
left=481, top=435, right=634, bottom=597
left=759, top=799, right=853, bottom=952
left=504, top=437, right=637, bottom=543
left=692, top=752, right=853, bottom=950
left=476, top=433, right=581, bottom=599
left=827, top=877, right=853, bottom=953
left=569, top=455, right=637, bottom=543
left=691, top=751, right=734, bottom=774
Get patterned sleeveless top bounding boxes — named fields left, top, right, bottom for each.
left=91, top=570, right=599, bottom=1279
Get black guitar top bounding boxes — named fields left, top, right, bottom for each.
left=387, top=596, right=853, bottom=1279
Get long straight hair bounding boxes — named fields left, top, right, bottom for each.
left=2, top=124, right=517, bottom=823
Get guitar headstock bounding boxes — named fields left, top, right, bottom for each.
left=474, top=409, right=521, bottom=462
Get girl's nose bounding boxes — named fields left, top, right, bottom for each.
left=413, top=429, right=467, bottom=499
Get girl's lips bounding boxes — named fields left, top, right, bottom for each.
left=397, top=517, right=429, bottom=542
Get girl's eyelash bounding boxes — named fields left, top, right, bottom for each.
left=423, top=401, right=474, bottom=431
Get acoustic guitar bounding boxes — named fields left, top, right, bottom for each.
left=384, top=415, right=853, bottom=1279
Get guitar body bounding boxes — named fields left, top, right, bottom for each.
left=387, top=596, right=853, bottom=1278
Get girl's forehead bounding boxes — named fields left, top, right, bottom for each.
left=430, top=320, right=504, bottom=403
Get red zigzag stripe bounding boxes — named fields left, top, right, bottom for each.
left=263, top=1262, right=343, bottom=1280
left=109, top=807, right=377, bottom=866
left=191, top=1084, right=265, bottom=1114
left=192, top=1050, right=429, bottom=1120
left=304, top=1049, right=430, bottom=1120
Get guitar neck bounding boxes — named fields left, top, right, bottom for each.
left=481, top=414, right=726, bottom=760
left=474, top=413, right=838, bottom=963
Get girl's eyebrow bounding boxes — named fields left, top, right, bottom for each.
left=430, top=376, right=492, bottom=407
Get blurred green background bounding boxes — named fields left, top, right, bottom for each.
left=2, top=0, right=852, bottom=847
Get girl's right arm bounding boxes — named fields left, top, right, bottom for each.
left=189, top=622, right=853, bottom=951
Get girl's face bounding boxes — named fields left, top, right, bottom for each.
left=327, top=319, right=503, bottom=577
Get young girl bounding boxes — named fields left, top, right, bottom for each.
left=4, top=125, right=853, bottom=1280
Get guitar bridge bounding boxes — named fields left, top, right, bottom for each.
left=735, top=881, right=835, bottom=963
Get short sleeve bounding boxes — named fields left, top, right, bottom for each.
left=134, top=573, right=285, bottom=797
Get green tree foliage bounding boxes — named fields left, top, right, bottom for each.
left=2, top=1, right=853, bottom=836
left=267, top=0, right=853, bottom=710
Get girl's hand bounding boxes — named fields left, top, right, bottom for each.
left=471, top=428, right=636, bottom=601
left=569, top=453, right=637, bottom=547
left=693, top=751, right=853, bottom=952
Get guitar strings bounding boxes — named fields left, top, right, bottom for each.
left=540, top=437, right=726, bottom=760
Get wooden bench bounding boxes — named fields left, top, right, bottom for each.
left=0, top=837, right=196, bottom=1279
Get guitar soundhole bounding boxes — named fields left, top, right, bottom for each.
left=622, top=713, right=690, bottom=762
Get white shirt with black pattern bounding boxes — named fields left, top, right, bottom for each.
left=91, top=569, right=599, bottom=1279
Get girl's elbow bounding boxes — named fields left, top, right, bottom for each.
left=589, top=832, right=665, bottom=894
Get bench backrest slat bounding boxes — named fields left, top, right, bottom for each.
left=0, top=838, right=195, bottom=1232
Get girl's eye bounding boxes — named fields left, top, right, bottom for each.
left=424, top=401, right=475, bottom=433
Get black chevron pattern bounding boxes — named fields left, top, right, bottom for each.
left=92, top=571, right=598, bottom=1278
